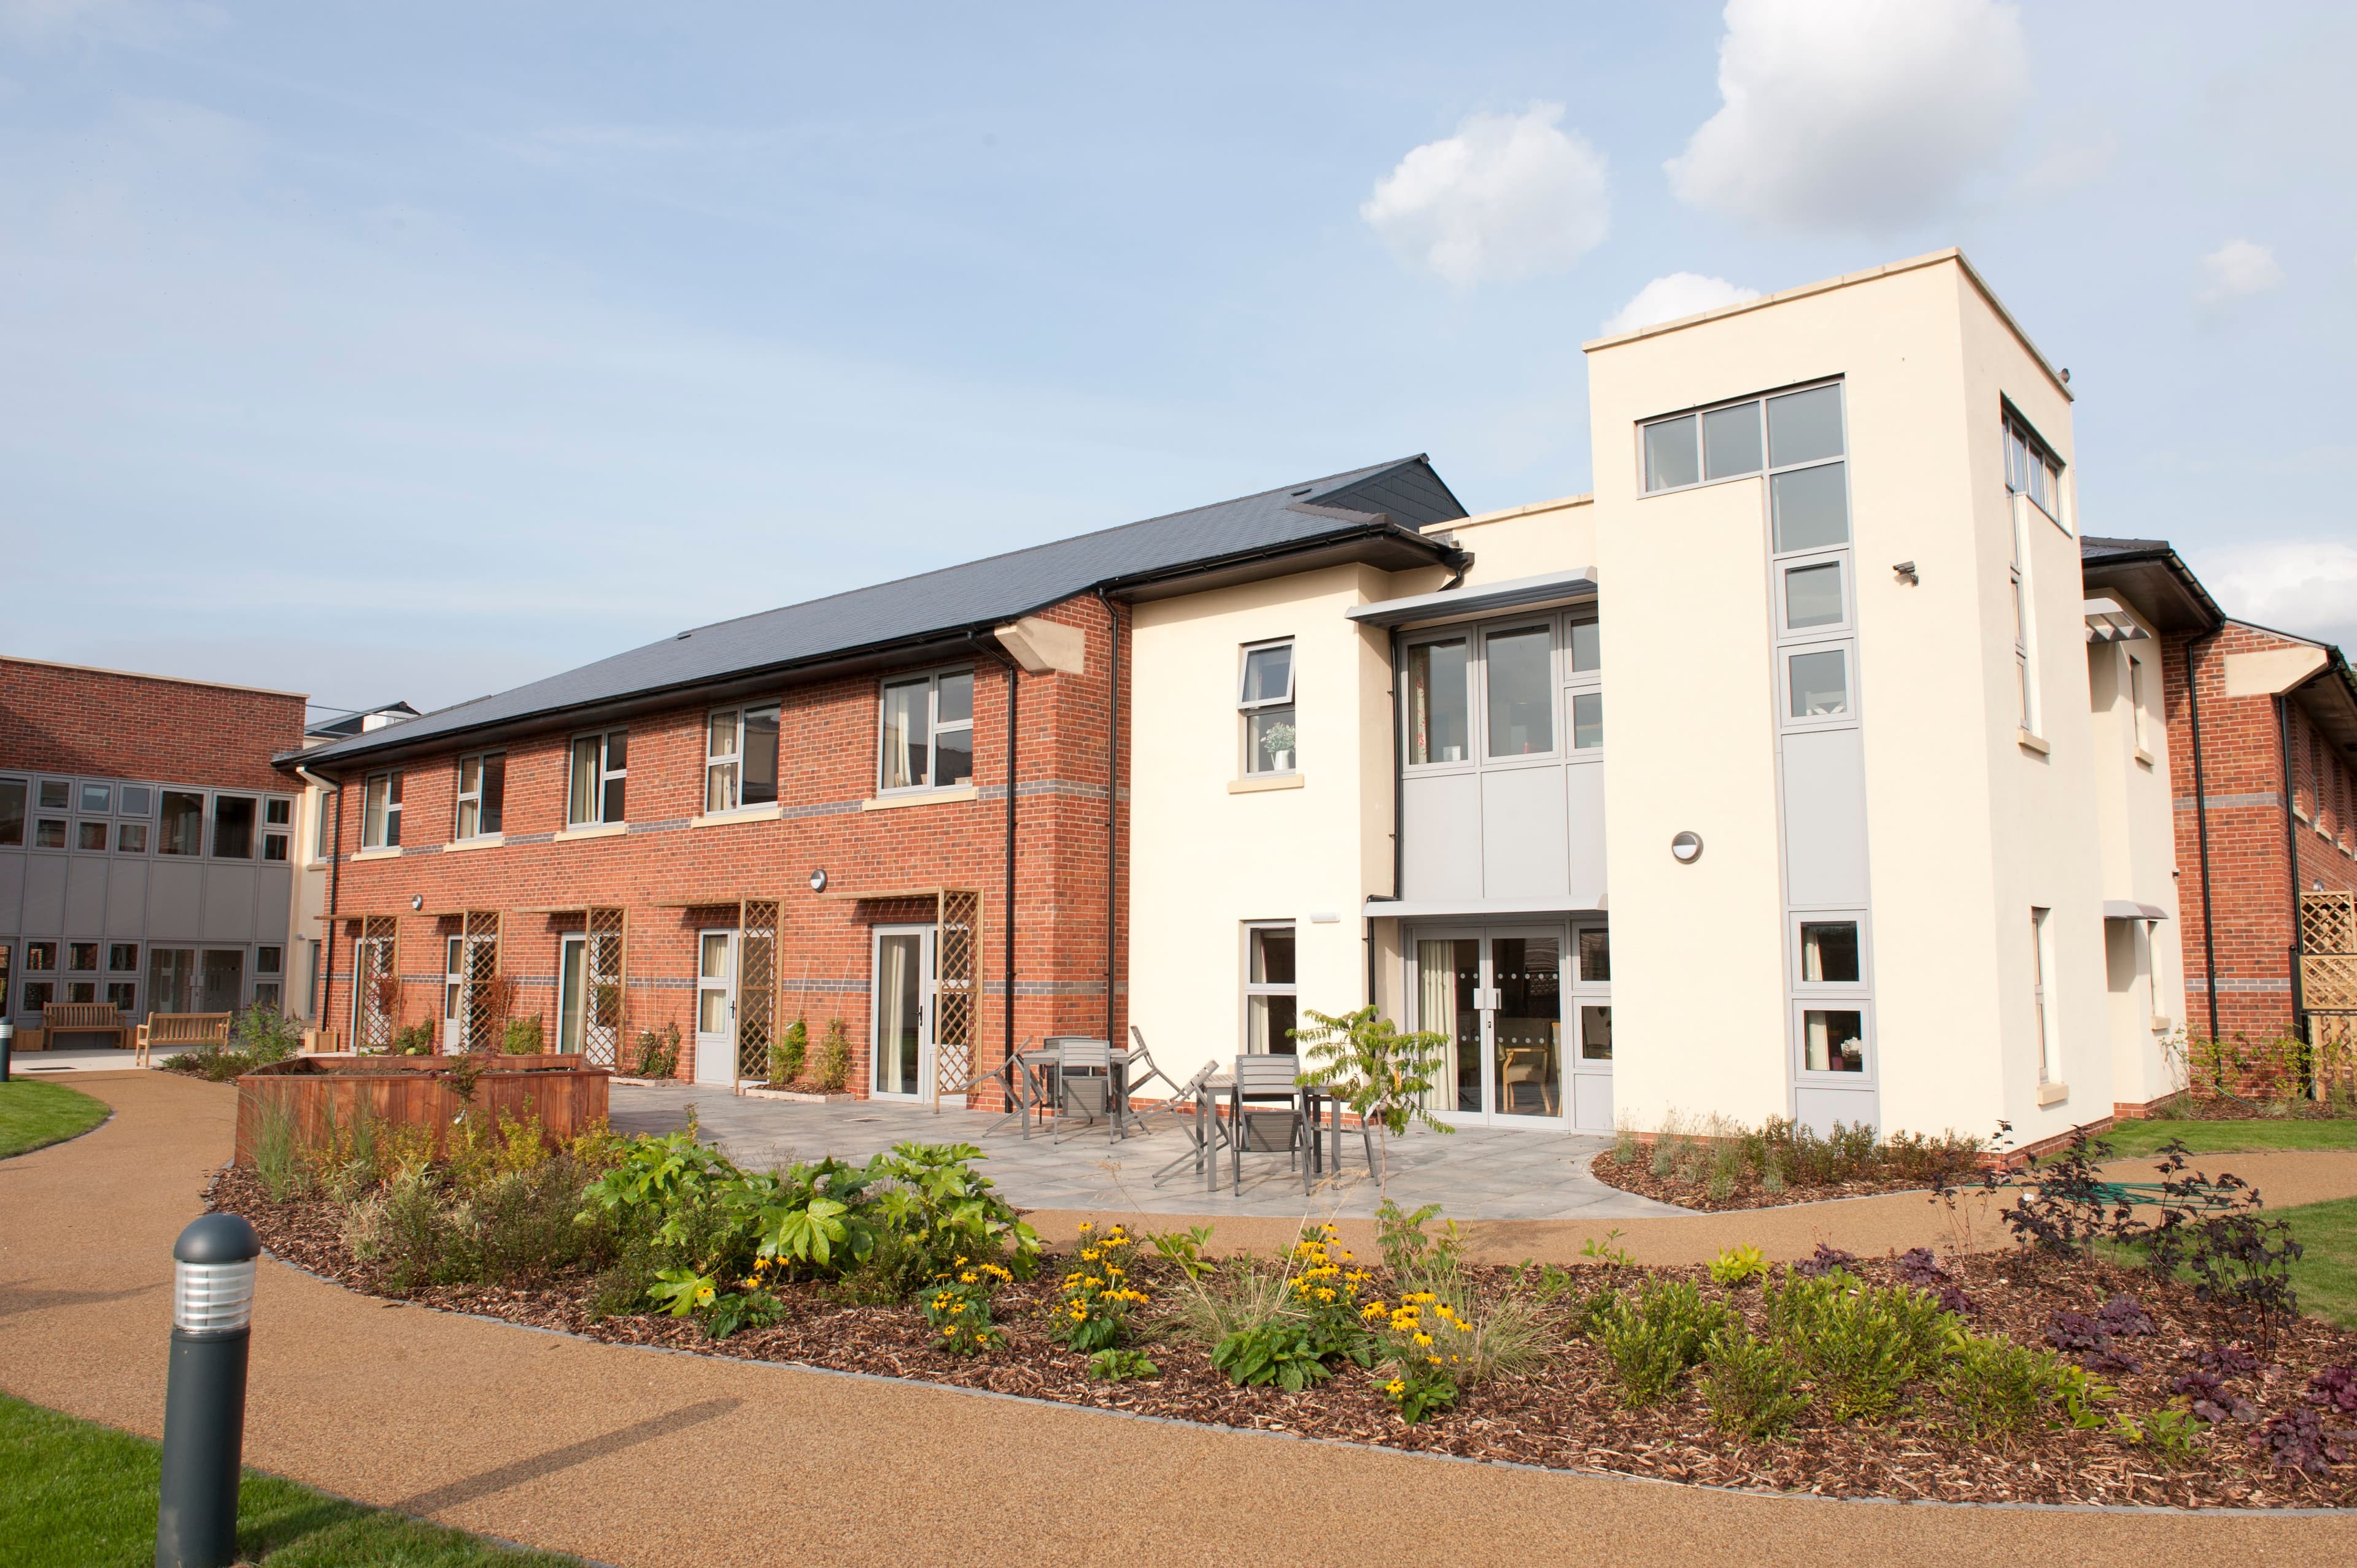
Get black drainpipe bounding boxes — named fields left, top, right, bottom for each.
left=1097, top=589, right=1121, bottom=1045
left=968, top=635, right=1023, bottom=1094
left=2278, top=694, right=2307, bottom=1057
left=2183, top=628, right=2224, bottom=1043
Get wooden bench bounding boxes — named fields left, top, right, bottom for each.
left=134, top=1011, right=233, bottom=1067
left=40, top=1002, right=130, bottom=1050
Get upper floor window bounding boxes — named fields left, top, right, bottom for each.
left=880, top=671, right=973, bottom=792
left=158, top=790, right=205, bottom=855
left=362, top=771, right=403, bottom=848
left=2127, top=655, right=2149, bottom=753
left=1485, top=625, right=1553, bottom=757
left=568, top=730, right=627, bottom=825
left=2004, top=412, right=2061, bottom=522
left=211, top=795, right=257, bottom=859
left=1405, top=639, right=1469, bottom=765
left=706, top=707, right=780, bottom=812
left=313, top=789, right=337, bottom=860
left=1238, top=642, right=1296, bottom=776
left=0, top=778, right=26, bottom=848
left=456, top=752, right=505, bottom=838
left=1405, top=606, right=1603, bottom=770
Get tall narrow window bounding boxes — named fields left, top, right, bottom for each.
left=568, top=732, right=627, bottom=825
left=211, top=795, right=256, bottom=859
left=2127, top=655, right=2148, bottom=752
left=456, top=753, right=505, bottom=838
left=362, top=771, right=403, bottom=848
left=2005, top=413, right=2062, bottom=523
left=158, top=790, right=206, bottom=855
left=878, top=671, right=973, bottom=792
left=1245, top=923, right=1298, bottom=1054
left=0, top=778, right=23, bottom=848
left=2011, top=512, right=2039, bottom=735
left=2031, top=907, right=2060, bottom=1084
left=313, top=789, right=337, bottom=860
left=1239, top=642, right=1296, bottom=776
left=705, top=707, right=780, bottom=812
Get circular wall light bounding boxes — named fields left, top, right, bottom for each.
left=808, top=868, right=829, bottom=893
left=410, top=894, right=425, bottom=911
left=1670, top=831, right=1704, bottom=865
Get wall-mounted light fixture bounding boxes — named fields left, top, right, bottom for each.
left=410, top=894, right=424, bottom=911
left=1892, top=561, right=1919, bottom=585
left=808, top=868, right=828, bottom=893
left=1670, top=831, right=1704, bottom=865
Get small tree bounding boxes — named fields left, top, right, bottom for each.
left=1291, top=1006, right=1451, bottom=1188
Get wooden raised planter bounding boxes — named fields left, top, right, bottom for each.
left=233, top=1054, right=610, bottom=1167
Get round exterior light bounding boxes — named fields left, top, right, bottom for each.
left=410, top=894, right=424, bottom=911
left=1670, top=830, right=1704, bottom=865
left=808, top=868, right=828, bottom=893
left=172, top=1213, right=260, bottom=1335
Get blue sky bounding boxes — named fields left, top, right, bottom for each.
left=3, top=1, right=2353, bottom=720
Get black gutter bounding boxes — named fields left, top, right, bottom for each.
left=1093, top=518, right=1468, bottom=598
left=1097, top=589, right=1121, bottom=1045
left=2183, top=626, right=2224, bottom=1043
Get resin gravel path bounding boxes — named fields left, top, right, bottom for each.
left=3, top=1072, right=2351, bottom=1568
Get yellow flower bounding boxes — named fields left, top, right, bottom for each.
left=1078, top=1221, right=1094, bottom=1232
left=1384, top=1379, right=1405, bottom=1396
left=1412, top=1332, right=1433, bottom=1347
left=1427, top=1354, right=1443, bottom=1366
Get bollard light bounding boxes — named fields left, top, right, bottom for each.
left=157, top=1213, right=259, bottom=1568
left=1, top=1019, right=13, bottom=1084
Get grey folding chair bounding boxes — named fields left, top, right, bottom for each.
left=1229, top=1053, right=1312, bottom=1195
left=1049, top=1037, right=1115, bottom=1144
left=1149, top=1060, right=1228, bottom=1184
left=970, top=1037, right=1039, bottom=1137
left=1121, top=1026, right=1186, bottom=1135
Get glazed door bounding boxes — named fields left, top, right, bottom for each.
left=871, top=925, right=935, bottom=1100
left=1414, top=927, right=1568, bottom=1126
left=556, top=935, right=587, bottom=1055
left=692, top=930, right=737, bottom=1086
left=1568, top=924, right=1614, bottom=1132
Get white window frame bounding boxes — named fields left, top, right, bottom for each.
left=1237, top=640, right=1298, bottom=778
left=455, top=752, right=505, bottom=840
left=2031, top=906, right=2060, bottom=1084
left=877, top=669, right=975, bottom=794
left=2126, top=653, right=2149, bottom=756
left=568, top=730, right=628, bottom=826
left=311, top=787, right=336, bottom=862
left=1779, top=639, right=1859, bottom=731
left=1565, top=611, right=1603, bottom=755
left=2003, top=407, right=2065, bottom=531
left=705, top=705, right=781, bottom=813
left=1242, top=921, right=1299, bottom=1054
left=2011, top=503, right=2043, bottom=738
left=361, top=771, right=403, bottom=848
left=1401, top=631, right=1474, bottom=770
left=1479, top=620, right=1558, bottom=764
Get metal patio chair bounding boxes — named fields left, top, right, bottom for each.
left=1048, top=1036, right=1117, bottom=1144
left=1121, top=1025, right=1188, bottom=1135
left=1229, top=1053, right=1313, bottom=1195
left=969, top=1037, right=1041, bottom=1137
left=1150, top=1060, right=1229, bottom=1185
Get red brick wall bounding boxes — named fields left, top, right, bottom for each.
left=2162, top=624, right=2357, bottom=1046
left=0, top=657, right=304, bottom=793
left=311, top=593, right=1130, bottom=1098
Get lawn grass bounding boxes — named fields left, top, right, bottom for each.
left=2280, top=1193, right=2357, bottom=1330
left=0, top=1079, right=110, bottom=1158
left=2099, top=1116, right=2357, bottom=1159
left=0, top=1394, right=581, bottom=1568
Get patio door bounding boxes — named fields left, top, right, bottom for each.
left=1414, top=925, right=1569, bottom=1127
left=556, top=934, right=587, bottom=1054
left=1568, top=924, right=1613, bottom=1132
left=199, top=949, right=245, bottom=1014
left=872, top=925, right=934, bottom=1100
left=692, top=930, right=737, bottom=1086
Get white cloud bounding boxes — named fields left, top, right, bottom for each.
left=1667, top=0, right=2030, bottom=233
left=2197, top=238, right=2283, bottom=303
left=1600, top=272, right=1762, bottom=336
left=1361, top=104, right=1609, bottom=285
left=2186, top=539, right=2357, bottom=652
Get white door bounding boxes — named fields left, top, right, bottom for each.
left=1568, top=924, right=1614, bottom=1132
left=693, top=929, right=737, bottom=1086
left=871, top=925, right=935, bottom=1100
left=557, top=934, right=587, bottom=1055
left=1414, top=925, right=1572, bottom=1128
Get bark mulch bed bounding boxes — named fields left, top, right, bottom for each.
left=1585, top=1149, right=1959, bottom=1213
left=214, top=1165, right=2357, bottom=1511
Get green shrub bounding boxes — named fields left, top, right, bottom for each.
left=1767, top=1270, right=1954, bottom=1421
left=1708, top=1245, right=1769, bottom=1287
left=1212, top=1320, right=1332, bottom=1391
left=232, top=1005, right=304, bottom=1063
left=817, top=1019, right=851, bottom=1091
left=1374, top=1198, right=1465, bottom=1291
left=1700, top=1326, right=1811, bottom=1439
left=501, top=1016, right=544, bottom=1055
left=1087, top=1348, right=1159, bottom=1381
left=250, top=1100, right=308, bottom=1202
left=390, top=1019, right=436, bottom=1057
left=1597, top=1280, right=1730, bottom=1407
left=1935, top=1333, right=2099, bottom=1437
left=632, top=1022, right=681, bottom=1079
left=771, top=1017, right=808, bottom=1084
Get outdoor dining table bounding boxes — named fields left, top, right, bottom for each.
left=1188, top=1066, right=1346, bottom=1192
left=1016, top=1042, right=1143, bottom=1140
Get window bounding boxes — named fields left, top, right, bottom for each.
left=2005, top=412, right=2062, bottom=522
left=362, top=771, right=403, bottom=848
left=306, top=939, right=323, bottom=1018
left=1783, top=562, right=1845, bottom=630
left=109, top=944, right=138, bottom=971
left=77, top=820, right=109, bottom=851
left=262, top=829, right=289, bottom=862
left=1800, top=921, right=1861, bottom=983
left=2010, top=511, right=2040, bottom=735
left=2127, top=655, right=2148, bottom=752
left=22, top=981, right=53, bottom=1014
left=1405, top=638, right=1469, bottom=765
left=2031, top=906, right=2060, bottom=1084
left=266, top=797, right=292, bottom=826
left=877, top=672, right=973, bottom=792
left=38, top=781, right=68, bottom=810
left=568, top=732, right=627, bottom=825
left=211, top=795, right=257, bottom=859
left=68, top=942, right=98, bottom=972
left=25, top=942, right=55, bottom=972
left=1787, top=648, right=1851, bottom=719
left=120, top=785, right=150, bottom=817
left=33, top=814, right=66, bottom=848
left=257, top=946, right=282, bottom=975
left=1643, top=384, right=1849, bottom=554
left=158, top=790, right=205, bottom=855
left=314, top=790, right=337, bottom=860
left=65, top=981, right=96, bottom=1004
left=457, top=752, right=505, bottom=838
left=1803, top=1010, right=1866, bottom=1073
left=106, top=981, right=136, bottom=1013
left=1237, top=643, right=1296, bottom=776
left=117, top=822, right=147, bottom=852
left=1576, top=926, right=1611, bottom=983
left=0, top=779, right=22, bottom=847
left=705, top=708, right=779, bottom=813
left=1485, top=626, right=1553, bottom=757
left=1245, top=923, right=1298, bottom=1053
left=80, top=782, right=110, bottom=813
left=1643, top=415, right=1700, bottom=491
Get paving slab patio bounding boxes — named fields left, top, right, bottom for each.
left=610, top=1083, right=1687, bottom=1221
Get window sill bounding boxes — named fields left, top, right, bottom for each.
left=861, top=787, right=978, bottom=812
left=304, top=859, right=331, bottom=872
left=554, top=822, right=627, bottom=842
left=352, top=846, right=401, bottom=861
left=2016, top=728, right=2051, bottom=755
left=2036, top=1081, right=2069, bottom=1108
left=443, top=834, right=505, bottom=853
left=691, top=803, right=782, bottom=828
left=1229, top=773, right=1305, bottom=794
left=2133, top=747, right=2153, bottom=769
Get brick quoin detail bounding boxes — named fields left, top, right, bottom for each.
left=309, top=593, right=1129, bottom=1103
left=1, top=657, right=305, bottom=794
left=2162, top=623, right=2357, bottom=1046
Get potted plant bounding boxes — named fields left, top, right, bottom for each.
left=1260, top=720, right=1296, bottom=773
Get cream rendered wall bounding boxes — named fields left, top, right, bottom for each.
left=1126, top=563, right=1396, bottom=1088
left=2084, top=619, right=2187, bottom=1106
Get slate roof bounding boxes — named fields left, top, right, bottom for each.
left=293, top=456, right=1467, bottom=770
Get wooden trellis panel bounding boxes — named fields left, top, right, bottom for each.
left=933, top=889, right=981, bottom=1100
left=460, top=910, right=503, bottom=1052
left=2305, top=891, right=2357, bottom=1091
left=737, top=898, right=778, bottom=1083
left=584, top=907, right=627, bottom=1068
left=357, top=916, right=400, bottom=1052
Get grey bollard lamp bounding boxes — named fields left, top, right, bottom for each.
left=1, top=1018, right=12, bottom=1083
left=156, top=1212, right=259, bottom=1568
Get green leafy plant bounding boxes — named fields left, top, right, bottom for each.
left=1766, top=1269, right=1953, bottom=1423
left=1700, top=1326, right=1812, bottom=1439
left=1709, top=1245, right=1769, bottom=1286
left=923, top=1257, right=1012, bottom=1356
left=2114, top=1406, right=2206, bottom=1465
left=1087, top=1348, right=1159, bottom=1382
left=816, top=1018, right=851, bottom=1091
left=1293, top=1008, right=1452, bottom=1184
left=250, top=1099, right=308, bottom=1202
left=500, top=1015, right=544, bottom=1056
left=1597, top=1281, right=1731, bottom=1407
left=633, top=1022, right=681, bottom=1079
left=1054, top=1222, right=1148, bottom=1351
left=1212, top=1320, right=1333, bottom=1392
left=647, top=1267, right=718, bottom=1318
left=1142, top=1223, right=1217, bottom=1282
left=1579, top=1227, right=1634, bottom=1267
left=771, top=1017, right=808, bottom=1085
left=390, top=1019, right=436, bottom=1057
left=1937, top=1333, right=2064, bottom=1437
left=1375, top=1199, right=1466, bottom=1289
